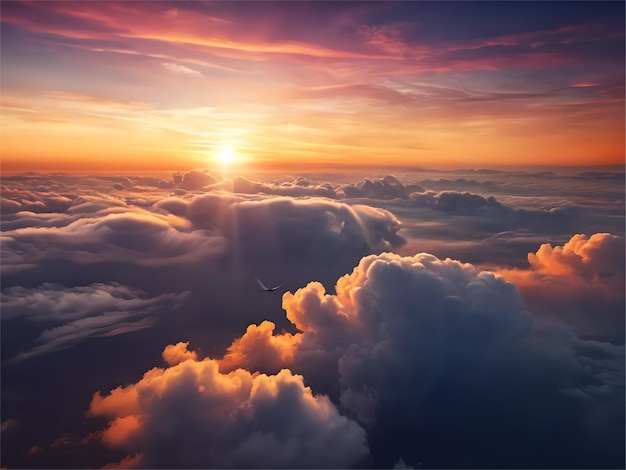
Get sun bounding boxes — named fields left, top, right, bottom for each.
left=215, top=145, right=235, bottom=165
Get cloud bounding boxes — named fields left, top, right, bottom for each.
left=2, top=283, right=189, bottom=363
left=162, top=341, right=198, bottom=366
left=410, top=190, right=503, bottom=211
left=2, top=172, right=622, bottom=468
left=100, top=453, right=143, bottom=469
left=207, top=175, right=339, bottom=199
left=2, top=175, right=405, bottom=283
left=168, top=192, right=406, bottom=272
left=88, top=345, right=369, bottom=468
left=213, top=251, right=624, bottom=467
left=527, top=232, right=624, bottom=281
left=161, top=62, right=204, bottom=78
left=1, top=282, right=181, bottom=323
left=1, top=211, right=227, bottom=272
left=575, top=171, right=625, bottom=181
left=219, top=321, right=302, bottom=375
left=172, top=170, right=218, bottom=190
left=498, top=233, right=625, bottom=343
left=1, top=420, right=18, bottom=433
left=206, top=174, right=423, bottom=201
left=340, top=175, right=422, bottom=200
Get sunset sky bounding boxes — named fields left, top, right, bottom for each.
left=1, top=3, right=625, bottom=470
left=1, top=1, right=624, bottom=172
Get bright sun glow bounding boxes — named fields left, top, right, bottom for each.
left=216, top=145, right=235, bottom=165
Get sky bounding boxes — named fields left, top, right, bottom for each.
left=1, top=1, right=624, bottom=172
left=1, top=2, right=625, bottom=470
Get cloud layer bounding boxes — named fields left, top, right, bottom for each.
left=1, top=171, right=623, bottom=469
left=2, top=283, right=188, bottom=363
left=89, top=251, right=625, bottom=468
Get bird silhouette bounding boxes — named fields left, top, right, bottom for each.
left=254, top=276, right=288, bottom=292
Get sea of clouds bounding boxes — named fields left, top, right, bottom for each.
left=1, top=168, right=624, bottom=468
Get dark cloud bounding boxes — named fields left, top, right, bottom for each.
left=340, top=175, right=422, bottom=200
left=575, top=171, right=625, bottom=181
left=2, top=176, right=405, bottom=280
left=1, top=211, right=225, bottom=273
left=1, top=419, right=18, bottom=434
left=410, top=190, right=502, bottom=212
left=1, top=171, right=623, bottom=469
left=1, top=174, right=409, bottom=468
left=418, top=177, right=500, bottom=193
left=1, top=177, right=406, bottom=368
left=216, top=252, right=624, bottom=468
left=2, top=283, right=189, bottom=363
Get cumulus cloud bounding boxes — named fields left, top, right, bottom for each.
left=172, top=170, right=217, bottom=190
left=200, top=175, right=340, bottom=199
left=499, top=233, right=625, bottom=343
left=406, top=189, right=592, bottom=225
left=2, top=283, right=188, bottom=363
left=0, top=174, right=168, bottom=219
left=164, top=193, right=406, bottom=274
left=527, top=233, right=624, bottom=281
left=1, top=176, right=406, bottom=404
left=202, top=174, right=425, bottom=200
left=213, top=252, right=624, bottom=468
left=410, top=190, right=503, bottom=211
left=1, top=211, right=227, bottom=272
left=219, top=321, right=302, bottom=375
left=2, top=178, right=404, bottom=282
left=396, top=187, right=622, bottom=267
left=88, top=345, right=369, bottom=468
left=162, top=341, right=198, bottom=365
left=340, top=175, right=423, bottom=199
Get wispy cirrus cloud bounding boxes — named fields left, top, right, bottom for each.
left=161, top=62, right=204, bottom=78
left=1, top=1, right=624, bottom=168
left=2, top=283, right=189, bottom=363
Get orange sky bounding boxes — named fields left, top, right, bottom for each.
left=1, top=1, right=624, bottom=172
